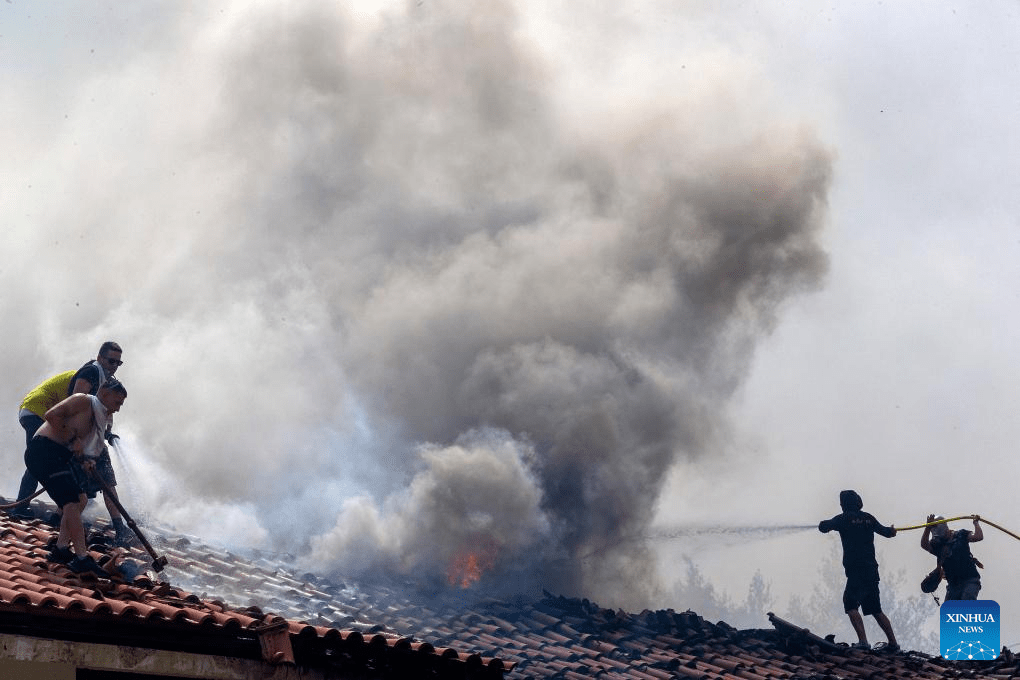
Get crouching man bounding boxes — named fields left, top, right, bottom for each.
left=25, top=378, right=127, bottom=577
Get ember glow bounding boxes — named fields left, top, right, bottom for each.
left=447, top=539, right=499, bottom=589
left=2, top=0, right=835, bottom=611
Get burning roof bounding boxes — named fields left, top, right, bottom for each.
left=0, top=502, right=510, bottom=678
left=2, top=500, right=1017, bottom=679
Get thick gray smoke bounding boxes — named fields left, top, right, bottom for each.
left=0, top=1, right=830, bottom=608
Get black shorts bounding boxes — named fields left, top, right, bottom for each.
left=24, top=436, right=83, bottom=508
left=843, top=571, right=883, bottom=616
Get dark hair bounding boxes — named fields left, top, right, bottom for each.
left=101, top=378, right=127, bottom=397
left=99, top=341, right=122, bottom=356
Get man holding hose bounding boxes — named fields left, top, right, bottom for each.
left=819, top=489, right=899, bottom=651
left=922, top=514, right=983, bottom=600
left=24, top=379, right=127, bottom=577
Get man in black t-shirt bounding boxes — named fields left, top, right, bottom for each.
left=68, top=341, right=123, bottom=396
left=819, top=489, right=899, bottom=651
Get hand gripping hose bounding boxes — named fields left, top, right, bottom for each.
left=895, top=514, right=1020, bottom=542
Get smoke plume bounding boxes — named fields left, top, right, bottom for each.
left=0, top=1, right=831, bottom=608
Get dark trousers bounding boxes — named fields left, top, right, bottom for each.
left=15, top=414, right=45, bottom=508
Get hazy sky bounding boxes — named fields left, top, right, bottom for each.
left=2, top=0, right=1019, bottom=649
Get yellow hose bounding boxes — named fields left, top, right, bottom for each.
left=895, top=515, right=1020, bottom=541
left=896, top=515, right=975, bottom=531
left=979, top=518, right=1020, bottom=542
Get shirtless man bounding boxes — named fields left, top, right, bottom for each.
left=24, top=379, right=127, bottom=576
left=66, top=341, right=130, bottom=542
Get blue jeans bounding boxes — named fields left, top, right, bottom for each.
left=946, top=577, right=981, bottom=601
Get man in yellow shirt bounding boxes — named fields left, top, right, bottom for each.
left=11, top=340, right=127, bottom=535
left=11, top=371, right=77, bottom=518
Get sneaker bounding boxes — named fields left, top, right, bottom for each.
left=875, top=642, right=900, bottom=653
left=44, top=512, right=62, bottom=528
left=46, top=545, right=74, bottom=564
left=67, top=554, right=108, bottom=578
left=851, top=641, right=871, bottom=650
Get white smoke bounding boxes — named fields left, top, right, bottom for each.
left=0, top=0, right=831, bottom=608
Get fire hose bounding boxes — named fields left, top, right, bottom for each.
left=85, top=467, right=169, bottom=572
left=0, top=488, right=46, bottom=510
left=1, top=455, right=169, bottom=572
left=894, top=515, right=1020, bottom=542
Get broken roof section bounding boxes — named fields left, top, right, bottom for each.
left=1, top=506, right=1019, bottom=679
left=0, top=509, right=510, bottom=679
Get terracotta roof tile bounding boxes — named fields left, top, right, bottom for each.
left=672, top=665, right=711, bottom=680
left=14, top=503, right=1020, bottom=679
left=0, top=508, right=513, bottom=678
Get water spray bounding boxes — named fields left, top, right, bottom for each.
left=85, top=466, right=168, bottom=572
left=649, top=524, right=816, bottom=541
left=108, top=438, right=143, bottom=513
left=574, top=524, right=815, bottom=563
left=576, top=515, right=1020, bottom=564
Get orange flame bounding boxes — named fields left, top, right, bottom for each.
left=447, top=539, right=498, bottom=588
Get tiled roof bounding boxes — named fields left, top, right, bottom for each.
left=4, top=501, right=1020, bottom=679
left=0, top=503, right=510, bottom=678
